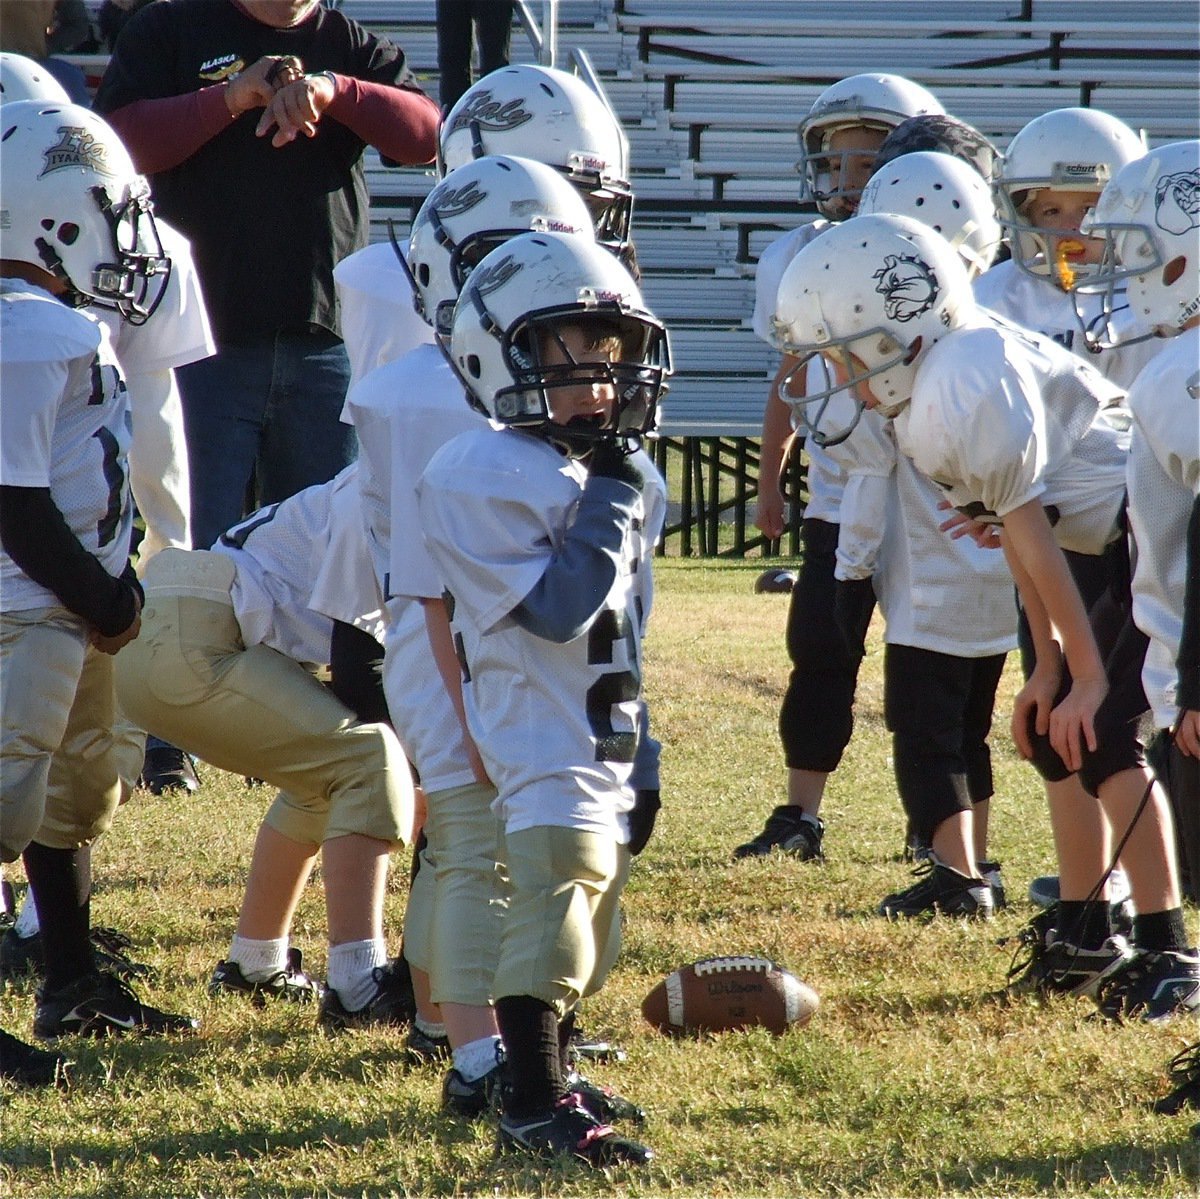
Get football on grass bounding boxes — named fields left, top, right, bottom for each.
left=641, top=956, right=818, bottom=1036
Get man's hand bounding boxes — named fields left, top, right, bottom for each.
left=256, top=73, right=337, bottom=147
left=91, top=593, right=142, bottom=656
left=224, top=55, right=303, bottom=118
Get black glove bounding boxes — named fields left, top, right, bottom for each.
left=833, top=576, right=875, bottom=661
left=627, top=788, right=661, bottom=856
left=588, top=437, right=644, bottom=492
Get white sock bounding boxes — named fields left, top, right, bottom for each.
left=453, top=1034, right=503, bottom=1083
left=228, top=935, right=288, bottom=983
left=327, top=938, right=387, bottom=1011
left=414, top=1014, right=447, bottom=1039
left=14, top=891, right=40, bottom=939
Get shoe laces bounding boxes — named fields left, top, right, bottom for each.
left=1167, top=1040, right=1200, bottom=1085
left=555, top=1092, right=615, bottom=1146
left=91, top=927, right=136, bottom=955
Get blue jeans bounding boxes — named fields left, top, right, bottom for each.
left=176, top=331, right=357, bottom=550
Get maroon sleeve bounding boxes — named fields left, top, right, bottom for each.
left=323, top=74, right=439, bottom=166
left=105, top=86, right=236, bottom=176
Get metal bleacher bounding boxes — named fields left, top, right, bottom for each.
left=351, top=0, right=1198, bottom=554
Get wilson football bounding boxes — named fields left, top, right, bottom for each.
left=641, top=956, right=818, bottom=1036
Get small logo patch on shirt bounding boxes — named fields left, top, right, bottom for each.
left=198, top=53, right=245, bottom=83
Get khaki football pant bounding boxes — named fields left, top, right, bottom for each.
left=492, top=825, right=630, bottom=1017
left=114, top=550, right=414, bottom=847
left=408, top=780, right=508, bottom=1007
left=1, top=608, right=125, bottom=862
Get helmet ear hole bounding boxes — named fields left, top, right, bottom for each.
left=1163, top=255, right=1186, bottom=286
left=465, top=354, right=481, bottom=378
left=57, top=222, right=80, bottom=246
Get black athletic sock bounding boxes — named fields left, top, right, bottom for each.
left=1133, top=908, right=1190, bottom=953
left=558, top=1008, right=577, bottom=1075
left=1057, top=899, right=1111, bottom=951
left=21, top=843, right=94, bottom=990
left=495, top=994, right=564, bottom=1118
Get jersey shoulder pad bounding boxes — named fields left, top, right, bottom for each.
left=0, top=286, right=102, bottom=364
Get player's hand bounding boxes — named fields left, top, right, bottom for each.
left=627, top=788, right=661, bottom=855
left=1176, top=709, right=1200, bottom=758
left=256, top=72, right=336, bottom=147
left=91, top=610, right=141, bottom=655
left=1011, top=648, right=1062, bottom=760
left=1049, top=675, right=1107, bottom=774
left=755, top=482, right=785, bottom=540
left=225, top=55, right=303, bottom=117
left=937, top=500, right=1002, bottom=549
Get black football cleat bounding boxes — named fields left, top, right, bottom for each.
left=140, top=743, right=199, bottom=796
left=1096, top=948, right=1200, bottom=1024
left=442, top=1063, right=503, bottom=1118
left=1153, top=1042, right=1200, bottom=1116
left=878, top=858, right=993, bottom=920
left=0, top=1027, right=70, bottom=1087
left=0, top=924, right=153, bottom=983
left=34, top=970, right=199, bottom=1038
left=566, top=1071, right=646, bottom=1124
left=732, top=806, right=824, bottom=862
left=318, top=957, right=416, bottom=1032
left=498, top=1093, right=653, bottom=1168
left=209, top=947, right=323, bottom=1005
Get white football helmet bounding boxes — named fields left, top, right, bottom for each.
left=996, top=107, right=1146, bottom=285
left=1074, top=140, right=1200, bottom=347
left=798, top=74, right=943, bottom=219
left=405, top=154, right=595, bottom=341
left=0, top=100, right=169, bottom=323
left=859, top=151, right=1002, bottom=279
left=0, top=53, right=71, bottom=104
left=449, top=231, right=670, bottom=457
left=770, top=213, right=974, bottom=443
left=439, top=65, right=633, bottom=258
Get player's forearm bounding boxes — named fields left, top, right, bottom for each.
left=421, top=596, right=472, bottom=733
left=0, top=486, right=140, bottom=636
left=1002, top=499, right=1103, bottom=680
left=758, top=377, right=797, bottom=486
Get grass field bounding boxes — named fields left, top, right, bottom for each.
left=3, top=558, right=1197, bottom=1198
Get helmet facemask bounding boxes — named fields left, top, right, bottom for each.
left=492, top=306, right=669, bottom=458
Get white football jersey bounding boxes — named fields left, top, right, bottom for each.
left=334, top=241, right=435, bottom=391
left=344, top=342, right=488, bottom=604
left=95, top=221, right=214, bottom=376
left=825, top=399, right=1015, bottom=657
left=0, top=282, right=133, bottom=613
left=381, top=596, right=476, bottom=795
left=211, top=470, right=358, bottom=664
left=306, top=464, right=386, bottom=643
left=1125, top=328, right=1200, bottom=728
left=752, top=220, right=845, bottom=522
left=418, top=428, right=665, bottom=839
left=896, top=313, right=1129, bottom=557
left=974, top=259, right=1157, bottom=390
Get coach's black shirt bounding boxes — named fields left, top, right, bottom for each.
left=94, top=0, right=412, bottom=344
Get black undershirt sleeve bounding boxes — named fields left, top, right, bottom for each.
left=0, top=486, right=140, bottom=637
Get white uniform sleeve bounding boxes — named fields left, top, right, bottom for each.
left=419, top=434, right=580, bottom=635
left=907, top=335, right=1045, bottom=521
left=1129, top=359, right=1200, bottom=497
left=823, top=404, right=894, bottom=581
left=751, top=222, right=826, bottom=345
left=112, top=222, right=214, bottom=373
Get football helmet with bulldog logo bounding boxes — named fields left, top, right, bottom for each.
left=1074, top=139, right=1200, bottom=345
left=770, top=213, right=973, bottom=442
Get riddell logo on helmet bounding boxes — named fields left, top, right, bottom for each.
left=39, top=126, right=114, bottom=178
left=448, top=91, right=533, bottom=135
